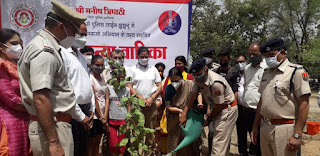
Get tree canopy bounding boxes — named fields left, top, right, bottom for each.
left=189, top=0, right=320, bottom=65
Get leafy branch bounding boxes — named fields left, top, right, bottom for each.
left=103, top=48, right=155, bottom=155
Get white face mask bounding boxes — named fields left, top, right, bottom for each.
left=171, top=80, right=182, bottom=90
left=60, top=24, right=75, bottom=49
left=73, top=35, right=86, bottom=49
left=60, top=36, right=75, bottom=49
left=265, top=51, right=283, bottom=69
left=2, top=43, right=23, bottom=59
left=238, top=62, right=246, bottom=70
left=204, top=57, right=212, bottom=65
left=84, top=55, right=92, bottom=65
left=115, top=60, right=124, bottom=66
left=138, top=58, right=149, bottom=66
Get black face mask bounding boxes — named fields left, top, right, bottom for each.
left=92, top=66, right=104, bottom=74
left=249, top=55, right=262, bottom=65
left=220, top=61, right=229, bottom=67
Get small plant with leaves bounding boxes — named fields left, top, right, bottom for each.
left=103, top=49, right=155, bottom=155
left=118, top=93, right=156, bottom=155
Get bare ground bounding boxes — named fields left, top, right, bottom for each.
left=201, top=93, right=320, bottom=156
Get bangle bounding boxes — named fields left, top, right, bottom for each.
left=150, top=96, right=155, bottom=100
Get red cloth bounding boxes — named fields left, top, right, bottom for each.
left=109, top=119, right=126, bottom=125
left=109, top=119, right=126, bottom=153
left=0, top=61, right=30, bottom=156
left=0, top=59, right=18, bottom=80
left=186, top=74, right=194, bottom=80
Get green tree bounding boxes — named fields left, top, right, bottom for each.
left=189, top=0, right=270, bottom=62
left=266, top=0, right=320, bottom=63
left=217, top=0, right=270, bottom=58
left=189, top=0, right=320, bottom=65
left=189, top=0, right=221, bottom=60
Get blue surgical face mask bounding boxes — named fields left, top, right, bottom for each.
left=194, top=70, right=208, bottom=83
left=265, top=51, right=283, bottom=69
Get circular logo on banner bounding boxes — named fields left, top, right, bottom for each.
left=10, top=4, right=39, bottom=32
left=158, top=10, right=181, bottom=35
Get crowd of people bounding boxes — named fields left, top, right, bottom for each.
left=0, top=0, right=313, bottom=156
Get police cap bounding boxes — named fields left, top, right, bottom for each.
left=189, top=58, right=206, bottom=74
left=202, top=47, right=215, bottom=56
left=260, top=38, right=285, bottom=53
left=50, top=0, right=87, bottom=29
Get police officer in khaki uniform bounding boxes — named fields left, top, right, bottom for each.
left=18, top=0, right=86, bottom=155
left=179, top=59, right=238, bottom=156
left=250, top=39, right=311, bottom=156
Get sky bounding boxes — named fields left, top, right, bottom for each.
left=215, top=0, right=223, bottom=5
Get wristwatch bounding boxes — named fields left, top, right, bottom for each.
left=293, top=133, right=302, bottom=139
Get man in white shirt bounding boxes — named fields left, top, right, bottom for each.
left=60, top=23, right=95, bottom=156
left=242, top=43, right=268, bottom=156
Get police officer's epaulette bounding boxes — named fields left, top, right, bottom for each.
left=213, top=80, right=226, bottom=89
left=43, top=39, right=54, bottom=53
left=288, top=65, right=303, bottom=70
left=288, top=64, right=305, bottom=92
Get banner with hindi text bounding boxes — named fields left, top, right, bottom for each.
left=1, top=0, right=192, bottom=72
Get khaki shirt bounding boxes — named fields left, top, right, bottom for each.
left=18, top=29, right=76, bottom=116
left=258, top=59, right=311, bottom=119
left=191, top=70, right=234, bottom=106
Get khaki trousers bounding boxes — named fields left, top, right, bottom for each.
left=28, top=120, right=74, bottom=156
left=140, top=102, right=157, bottom=156
left=260, top=121, right=297, bottom=156
left=211, top=105, right=238, bottom=156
